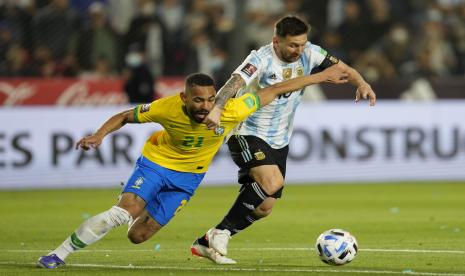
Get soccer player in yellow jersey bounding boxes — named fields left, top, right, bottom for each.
left=38, top=68, right=349, bottom=268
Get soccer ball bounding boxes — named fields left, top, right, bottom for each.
left=315, top=229, right=358, bottom=266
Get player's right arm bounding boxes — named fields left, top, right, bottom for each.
left=256, top=64, right=349, bottom=107
left=204, top=50, right=263, bottom=129
left=204, top=74, right=245, bottom=129
left=75, top=108, right=137, bottom=151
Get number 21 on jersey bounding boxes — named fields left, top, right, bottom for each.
left=182, top=136, right=204, bottom=148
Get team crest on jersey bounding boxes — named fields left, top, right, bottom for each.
left=254, top=150, right=266, bottom=160
left=131, top=177, right=144, bottom=189
left=283, top=68, right=292, bottom=80
left=140, top=104, right=151, bottom=113
left=214, top=125, right=225, bottom=136
left=241, top=63, right=257, bottom=77
left=297, top=67, right=304, bottom=77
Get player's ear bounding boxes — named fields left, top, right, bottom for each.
left=272, top=36, right=279, bottom=46
left=180, top=91, right=187, bottom=103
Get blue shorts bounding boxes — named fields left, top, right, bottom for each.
left=122, top=156, right=205, bottom=225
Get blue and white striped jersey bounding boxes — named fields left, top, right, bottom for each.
left=233, top=42, right=328, bottom=149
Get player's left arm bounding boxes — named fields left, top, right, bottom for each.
left=339, top=61, right=377, bottom=106
left=312, top=45, right=376, bottom=106
left=75, top=108, right=137, bottom=151
left=256, top=63, right=350, bottom=107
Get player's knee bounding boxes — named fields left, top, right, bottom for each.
left=127, top=230, right=148, bottom=244
left=250, top=168, right=284, bottom=195
left=258, top=177, right=283, bottom=195
left=117, top=194, right=145, bottom=218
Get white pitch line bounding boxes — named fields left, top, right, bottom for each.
left=0, top=261, right=464, bottom=276
left=2, top=248, right=465, bottom=254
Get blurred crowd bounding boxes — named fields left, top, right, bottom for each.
left=0, top=0, right=464, bottom=86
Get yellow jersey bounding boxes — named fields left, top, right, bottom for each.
left=134, top=93, right=260, bottom=173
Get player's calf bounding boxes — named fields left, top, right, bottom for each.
left=127, top=212, right=162, bottom=244
left=38, top=205, right=132, bottom=269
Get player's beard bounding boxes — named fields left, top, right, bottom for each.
left=277, top=47, right=300, bottom=63
left=190, top=108, right=210, bottom=123
left=283, top=52, right=300, bottom=63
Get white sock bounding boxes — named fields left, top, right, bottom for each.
left=50, top=206, right=132, bottom=260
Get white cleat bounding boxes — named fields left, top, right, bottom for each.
left=191, top=240, right=237, bottom=264
left=206, top=228, right=231, bottom=256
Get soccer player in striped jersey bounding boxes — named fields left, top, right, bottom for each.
left=38, top=67, right=350, bottom=268
left=194, top=15, right=376, bottom=260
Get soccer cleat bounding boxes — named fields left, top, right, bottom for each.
left=191, top=240, right=237, bottom=264
left=206, top=228, right=231, bottom=256
left=37, top=254, right=65, bottom=269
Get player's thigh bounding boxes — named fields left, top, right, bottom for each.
left=121, top=157, right=165, bottom=218
left=145, top=188, right=192, bottom=227
left=127, top=210, right=162, bottom=244
left=249, top=165, right=284, bottom=195
left=227, top=135, right=286, bottom=194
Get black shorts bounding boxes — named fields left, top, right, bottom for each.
left=227, top=135, right=289, bottom=198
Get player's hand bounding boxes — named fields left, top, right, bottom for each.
left=203, top=105, right=223, bottom=129
left=75, top=134, right=103, bottom=151
left=355, top=84, right=376, bottom=106
left=322, top=63, right=349, bottom=84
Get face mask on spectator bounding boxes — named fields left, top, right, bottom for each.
left=126, top=52, right=143, bottom=67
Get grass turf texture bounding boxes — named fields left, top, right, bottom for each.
left=0, top=182, right=464, bottom=276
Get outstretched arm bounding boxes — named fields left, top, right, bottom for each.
left=75, top=109, right=136, bottom=150
left=256, top=63, right=350, bottom=107
left=204, top=74, right=245, bottom=129
left=339, top=61, right=376, bottom=106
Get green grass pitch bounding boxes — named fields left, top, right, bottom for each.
left=0, top=182, right=464, bottom=276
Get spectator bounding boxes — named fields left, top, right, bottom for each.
left=375, top=23, right=414, bottom=76
left=0, top=44, right=33, bottom=76
left=71, top=2, right=120, bottom=71
left=337, top=0, right=371, bottom=63
left=157, top=0, right=188, bottom=75
left=366, top=0, right=392, bottom=44
left=413, top=11, right=457, bottom=77
left=353, top=49, right=397, bottom=82
left=0, top=1, right=34, bottom=52
left=30, top=45, right=56, bottom=78
left=80, top=55, right=116, bottom=80
left=125, top=0, right=164, bottom=76
left=0, top=0, right=463, bottom=81
left=123, top=46, right=155, bottom=103
left=32, top=0, right=78, bottom=59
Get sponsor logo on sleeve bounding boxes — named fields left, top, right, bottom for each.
left=140, top=104, right=151, bottom=113
left=319, top=48, right=328, bottom=56
left=241, top=63, right=258, bottom=77
left=243, top=96, right=255, bottom=109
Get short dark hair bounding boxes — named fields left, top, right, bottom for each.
left=185, top=73, right=215, bottom=89
left=275, top=15, right=309, bottom=37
